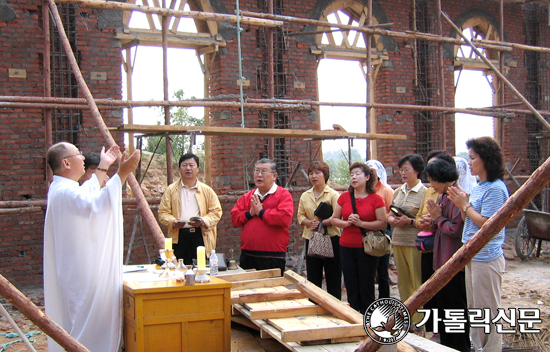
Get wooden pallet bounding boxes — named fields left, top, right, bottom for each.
left=225, top=269, right=459, bottom=352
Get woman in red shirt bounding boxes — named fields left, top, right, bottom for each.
left=332, top=162, right=387, bottom=313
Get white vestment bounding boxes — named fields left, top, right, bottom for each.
left=44, top=174, right=123, bottom=352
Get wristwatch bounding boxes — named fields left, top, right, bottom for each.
left=463, top=204, right=472, bottom=212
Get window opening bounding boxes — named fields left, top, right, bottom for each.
left=50, top=4, right=81, bottom=145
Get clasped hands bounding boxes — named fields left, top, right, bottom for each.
left=249, top=194, right=263, bottom=216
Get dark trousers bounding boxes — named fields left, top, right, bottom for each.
left=435, top=271, right=470, bottom=352
left=376, top=253, right=390, bottom=298
left=340, top=246, right=378, bottom=314
left=421, top=251, right=436, bottom=332
left=239, top=250, right=286, bottom=276
left=305, top=235, right=342, bottom=299
left=174, top=227, right=204, bottom=265
left=376, top=224, right=392, bottom=298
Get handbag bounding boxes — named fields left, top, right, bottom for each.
left=314, top=201, right=333, bottom=220
left=350, top=191, right=392, bottom=257
left=307, top=223, right=334, bottom=258
left=415, top=230, right=435, bottom=252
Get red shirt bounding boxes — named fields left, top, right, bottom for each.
left=338, top=192, right=385, bottom=248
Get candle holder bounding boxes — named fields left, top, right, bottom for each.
left=159, top=249, right=174, bottom=277
left=195, top=268, right=211, bottom=283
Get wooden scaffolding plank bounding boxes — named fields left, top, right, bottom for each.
left=231, top=277, right=291, bottom=290
left=249, top=305, right=330, bottom=320
left=222, top=269, right=281, bottom=282
left=231, top=290, right=307, bottom=305
left=280, top=324, right=367, bottom=343
left=118, top=124, right=407, bottom=141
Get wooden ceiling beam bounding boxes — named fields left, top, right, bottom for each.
left=115, top=29, right=225, bottom=49
left=115, top=124, right=407, bottom=141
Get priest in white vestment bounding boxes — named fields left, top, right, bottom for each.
left=43, top=142, right=140, bottom=352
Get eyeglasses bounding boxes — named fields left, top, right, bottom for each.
left=254, top=169, right=274, bottom=175
left=63, top=151, right=83, bottom=159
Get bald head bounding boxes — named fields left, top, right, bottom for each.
left=47, top=142, right=71, bottom=174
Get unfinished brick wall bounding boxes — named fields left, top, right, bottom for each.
left=1, top=0, right=548, bottom=286
left=0, top=1, right=123, bottom=286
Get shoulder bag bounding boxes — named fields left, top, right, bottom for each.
left=307, top=222, right=334, bottom=258
left=350, top=191, right=392, bottom=257
left=414, top=230, right=435, bottom=252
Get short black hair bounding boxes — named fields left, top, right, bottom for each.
left=397, top=154, right=425, bottom=178
left=425, top=159, right=459, bottom=183
left=83, top=152, right=100, bottom=170
left=178, top=153, right=200, bottom=167
left=426, top=150, right=455, bottom=166
left=466, top=137, right=505, bottom=182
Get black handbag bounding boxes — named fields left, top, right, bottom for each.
left=314, top=201, right=333, bottom=220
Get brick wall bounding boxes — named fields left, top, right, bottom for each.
left=1, top=0, right=548, bottom=287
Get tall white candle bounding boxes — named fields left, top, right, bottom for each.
left=197, top=246, right=206, bottom=269
left=165, top=238, right=172, bottom=250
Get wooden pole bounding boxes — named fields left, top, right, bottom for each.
left=0, top=274, right=90, bottom=352
left=0, top=96, right=523, bottom=117
left=366, top=0, right=376, bottom=159
left=357, top=156, right=550, bottom=351
left=267, top=0, right=275, bottom=160
left=442, top=11, right=550, bottom=133
left=162, top=9, right=174, bottom=185
left=48, top=0, right=166, bottom=249
left=238, top=11, right=514, bottom=53
left=436, top=0, right=446, bottom=150
left=54, top=0, right=283, bottom=27
left=43, top=0, right=53, bottom=184
left=122, top=48, right=135, bottom=153
left=496, top=0, right=505, bottom=146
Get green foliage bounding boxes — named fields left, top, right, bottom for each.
left=323, top=149, right=365, bottom=186
left=144, top=89, right=204, bottom=160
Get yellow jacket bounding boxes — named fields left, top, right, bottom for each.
left=297, top=185, right=341, bottom=239
left=158, top=178, right=222, bottom=255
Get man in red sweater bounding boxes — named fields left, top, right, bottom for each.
left=231, top=158, right=294, bottom=275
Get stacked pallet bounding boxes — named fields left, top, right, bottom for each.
left=225, top=269, right=458, bottom=352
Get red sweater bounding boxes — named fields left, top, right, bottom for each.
left=231, top=186, right=294, bottom=253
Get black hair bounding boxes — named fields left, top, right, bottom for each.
left=348, top=161, right=376, bottom=194
left=178, top=153, right=200, bottom=167
left=425, top=159, right=459, bottom=183
left=466, top=137, right=505, bottom=182
left=426, top=150, right=455, bottom=166
left=83, top=152, right=100, bottom=170
left=397, top=153, right=425, bottom=178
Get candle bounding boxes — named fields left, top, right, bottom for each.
left=197, top=246, right=206, bottom=269
left=165, top=238, right=172, bottom=250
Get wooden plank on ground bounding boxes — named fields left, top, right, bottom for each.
left=250, top=305, right=330, bottom=320
left=232, top=277, right=291, bottom=290
left=231, top=290, right=307, bottom=305
left=280, top=324, right=367, bottom=342
left=221, top=269, right=281, bottom=282
left=284, top=270, right=363, bottom=324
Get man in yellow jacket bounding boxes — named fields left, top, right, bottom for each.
left=159, top=153, right=222, bottom=264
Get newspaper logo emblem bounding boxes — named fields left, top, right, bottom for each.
left=364, top=298, right=411, bottom=345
